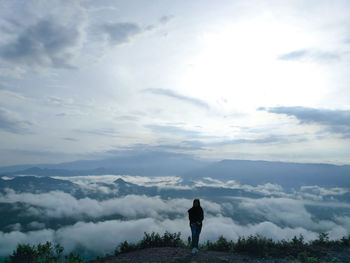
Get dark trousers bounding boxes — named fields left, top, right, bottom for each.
left=190, top=224, right=202, bottom=248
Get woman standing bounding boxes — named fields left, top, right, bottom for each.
left=188, top=199, right=204, bottom=254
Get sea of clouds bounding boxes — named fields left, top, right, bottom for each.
left=0, top=175, right=349, bottom=258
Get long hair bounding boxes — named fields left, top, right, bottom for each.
left=193, top=199, right=200, bottom=207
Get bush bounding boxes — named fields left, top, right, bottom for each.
left=64, top=253, right=84, bottom=263
left=9, top=232, right=349, bottom=263
left=115, top=232, right=350, bottom=260
left=341, top=235, right=350, bottom=246
left=5, top=244, right=36, bottom=263
left=139, top=231, right=184, bottom=249
left=161, top=231, right=184, bottom=248
left=297, top=251, right=309, bottom=262
left=5, top=241, right=83, bottom=263
left=117, top=241, right=139, bottom=254
left=115, top=231, right=186, bottom=255
left=202, top=236, right=234, bottom=252
left=312, top=233, right=330, bottom=247
left=234, top=234, right=276, bottom=257
left=202, top=233, right=349, bottom=260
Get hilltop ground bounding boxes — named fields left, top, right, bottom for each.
left=87, top=247, right=350, bottom=263
left=87, top=247, right=265, bottom=263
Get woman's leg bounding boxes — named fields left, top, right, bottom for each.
left=191, top=226, right=197, bottom=248
left=195, top=225, right=202, bottom=248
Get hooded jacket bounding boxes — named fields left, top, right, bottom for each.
left=188, top=199, right=204, bottom=225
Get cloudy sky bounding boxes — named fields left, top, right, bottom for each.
left=1, top=0, right=350, bottom=165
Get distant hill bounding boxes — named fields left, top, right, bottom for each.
left=0, top=167, right=113, bottom=177
left=1, top=153, right=349, bottom=188
left=0, top=176, right=263, bottom=201
left=184, top=159, right=350, bottom=188
left=0, top=151, right=208, bottom=177
left=0, top=176, right=80, bottom=193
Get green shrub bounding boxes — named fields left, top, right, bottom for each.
left=10, top=231, right=347, bottom=262
left=341, top=235, right=350, bottom=246
left=201, top=236, right=234, bottom=252
left=234, top=234, right=275, bottom=257
left=64, top=253, right=84, bottom=263
left=116, top=240, right=139, bottom=254
left=272, top=235, right=310, bottom=258
left=5, top=244, right=36, bottom=263
left=297, top=251, right=308, bottom=262
left=115, top=231, right=186, bottom=255
left=306, top=257, right=318, bottom=263
left=161, top=231, right=184, bottom=248
left=5, top=241, right=83, bottom=263
left=139, top=231, right=184, bottom=249
left=292, top=235, right=305, bottom=247
left=201, top=233, right=348, bottom=260
left=312, top=233, right=330, bottom=247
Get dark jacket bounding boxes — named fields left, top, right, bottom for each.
left=188, top=202, right=204, bottom=225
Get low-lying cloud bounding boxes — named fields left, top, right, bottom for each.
left=54, top=174, right=348, bottom=200
left=300, top=185, right=349, bottom=196
left=193, top=177, right=290, bottom=197
left=0, top=190, right=221, bottom=219
left=53, top=174, right=189, bottom=190
left=2, top=215, right=346, bottom=258
left=1, top=175, right=350, bottom=259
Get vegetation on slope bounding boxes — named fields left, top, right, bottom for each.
left=4, top=242, right=83, bottom=263
left=5, top=232, right=350, bottom=263
left=114, top=232, right=350, bottom=262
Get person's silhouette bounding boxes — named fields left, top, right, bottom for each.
left=188, top=199, right=204, bottom=254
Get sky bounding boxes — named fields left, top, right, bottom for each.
left=1, top=0, right=350, bottom=166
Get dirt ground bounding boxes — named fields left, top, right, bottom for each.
left=86, top=247, right=290, bottom=263
left=87, top=247, right=350, bottom=263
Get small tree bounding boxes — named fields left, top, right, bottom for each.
left=5, top=242, right=83, bottom=263
left=5, top=244, right=36, bottom=263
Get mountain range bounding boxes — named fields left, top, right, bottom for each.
left=1, top=151, right=349, bottom=188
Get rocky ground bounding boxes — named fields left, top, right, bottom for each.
left=86, top=247, right=350, bottom=263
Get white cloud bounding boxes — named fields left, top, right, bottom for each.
left=0, top=19, right=81, bottom=68
left=101, top=22, right=143, bottom=46
left=0, top=107, right=33, bottom=134
left=0, top=190, right=220, bottom=219
left=239, top=197, right=314, bottom=228
left=0, top=1, right=87, bottom=71
left=193, top=177, right=288, bottom=197
left=236, top=197, right=349, bottom=234
left=54, top=175, right=190, bottom=190
left=300, top=185, right=349, bottom=196
left=1, top=215, right=342, bottom=258
left=202, top=216, right=319, bottom=243
left=28, top=221, right=46, bottom=230
left=1, top=189, right=349, bottom=257
left=6, top=223, right=21, bottom=232
left=0, top=229, right=55, bottom=257
left=0, top=0, right=350, bottom=164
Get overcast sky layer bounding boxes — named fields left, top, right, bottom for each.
left=1, top=0, right=350, bottom=165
